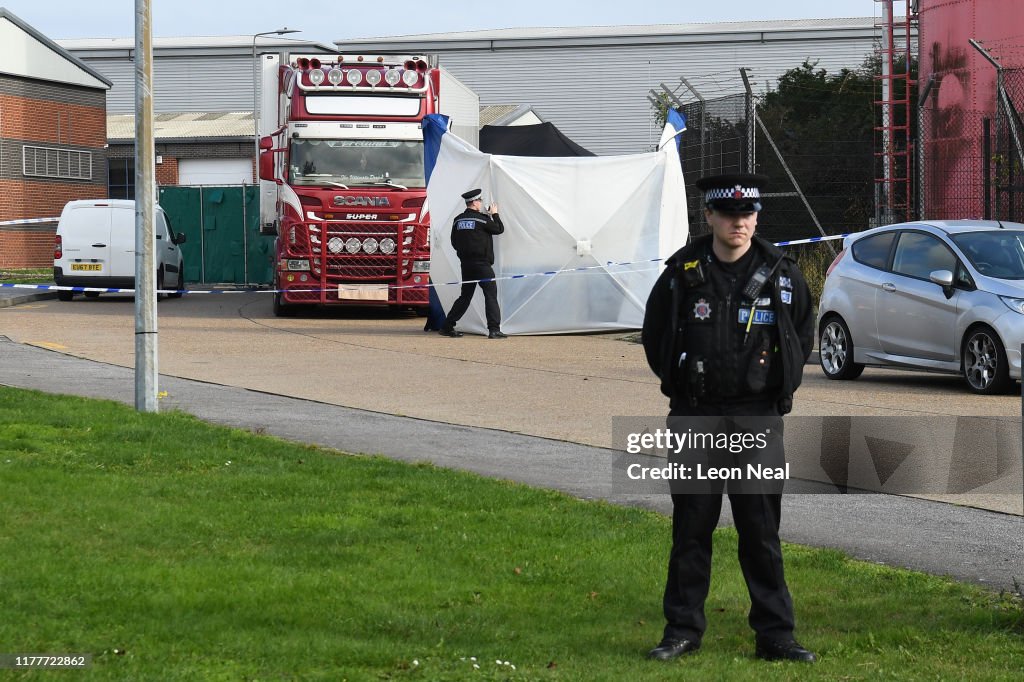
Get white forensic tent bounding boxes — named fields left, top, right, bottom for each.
left=424, top=113, right=688, bottom=335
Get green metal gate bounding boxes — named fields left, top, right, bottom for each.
left=158, top=185, right=274, bottom=285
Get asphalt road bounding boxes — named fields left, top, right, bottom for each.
left=0, top=289, right=1021, bottom=590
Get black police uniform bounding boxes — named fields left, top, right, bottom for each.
left=443, top=206, right=505, bottom=333
left=641, top=232, right=814, bottom=647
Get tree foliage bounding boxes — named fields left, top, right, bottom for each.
left=754, top=56, right=917, bottom=236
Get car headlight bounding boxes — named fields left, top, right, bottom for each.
left=379, top=237, right=396, bottom=254
left=999, top=295, right=1024, bottom=314
left=327, top=237, right=344, bottom=254
left=362, top=237, right=378, bottom=254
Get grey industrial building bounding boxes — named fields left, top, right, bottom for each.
left=57, top=35, right=331, bottom=191
left=340, top=18, right=900, bottom=156
left=50, top=16, right=901, bottom=197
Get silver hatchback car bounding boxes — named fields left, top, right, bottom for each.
left=818, top=220, right=1024, bottom=394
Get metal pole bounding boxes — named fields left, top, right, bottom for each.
left=984, top=118, right=992, bottom=220
left=678, top=76, right=706, bottom=178
left=740, top=68, right=755, bottom=174
left=134, top=0, right=158, bottom=413
left=755, top=111, right=836, bottom=256
left=241, top=187, right=248, bottom=285
left=917, top=75, right=935, bottom=220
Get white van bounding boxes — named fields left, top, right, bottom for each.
left=53, top=199, right=187, bottom=301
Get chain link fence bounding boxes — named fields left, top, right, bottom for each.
left=676, top=92, right=874, bottom=245
left=919, top=67, right=1024, bottom=222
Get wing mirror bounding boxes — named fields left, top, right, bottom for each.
left=929, top=269, right=954, bottom=299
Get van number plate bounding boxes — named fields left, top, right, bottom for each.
left=71, top=264, right=102, bottom=272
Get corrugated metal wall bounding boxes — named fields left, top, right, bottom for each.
left=73, top=55, right=255, bottom=114
left=419, top=39, right=882, bottom=156
left=65, top=26, right=887, bottom=156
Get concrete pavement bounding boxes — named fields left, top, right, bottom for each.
left=0, top=323, right=1020, bottom=591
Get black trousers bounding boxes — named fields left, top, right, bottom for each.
left=444, top=261, right=501, bottom=331
left=661, top=401, right=795, bottom=642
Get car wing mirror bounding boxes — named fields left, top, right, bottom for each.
left=929, top=269, right=955, bottom=298
left=173, top=233, right=187, bottom=245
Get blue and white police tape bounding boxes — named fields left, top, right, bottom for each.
left=1, top=233, right=851, bottom=295
left=0, top=217, right=60, bottom=226
left=2, top=261, right=663, bottom=295
left=773, top=233, right=851, bottom=247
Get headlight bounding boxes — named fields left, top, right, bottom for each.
left=379, top=237, right=396, bottom=254
left=365, top=70, right=382, bottom=86
left=362, top=237, right=379, bottom=254
left=999, top=295, right=1024, bottom=314
left=346, top=69, right=362, bottom=86
left=402, top=70, right=418, bottom=87
left=327, top=237, right=344, bottom=254
left=287, top=259, right=310, bottom=271
left=327, top=68, right=343, bottom=85
left=345, top=237, right=361, bottom=254
left=308, top=69, right=325, bottom=85
left=384, top=69, right=401, bottom=86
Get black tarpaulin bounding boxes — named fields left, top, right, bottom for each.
left=479, top=122, right=595, bottom=157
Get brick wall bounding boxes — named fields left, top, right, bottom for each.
left=0, top=93, right=106, bottom=148
left=0, top=75, right=108, bottom=244
left=110, top=140, right=254, bottom=185
left=156, top=157, right=179, bottom=185
left=0, top=179, right=106, bottom=222
left=0, top=227, right=56, bottom=269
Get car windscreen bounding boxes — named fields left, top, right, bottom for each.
left=289, top=139, right=425, bottom=189
left=951, top=231, right=1024, bottom=280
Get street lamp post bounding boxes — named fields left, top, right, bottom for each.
left=252, top=28, right=300, bottom=182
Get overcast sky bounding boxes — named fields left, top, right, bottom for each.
left=6, top=1, right=880, bottom=44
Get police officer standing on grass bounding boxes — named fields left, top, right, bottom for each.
left=641, top=173, right=817, bottom=663
left=439, top=188, right=507, bottom=339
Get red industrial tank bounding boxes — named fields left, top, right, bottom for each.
left=919, top=0, right=1024, bottom=219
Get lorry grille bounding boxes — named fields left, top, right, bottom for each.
left=315, top=220, right=423, bottom=278
left=321, top=223, right=401, bottom=280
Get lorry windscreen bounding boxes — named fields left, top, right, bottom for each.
left=290, top=139, right=425, bottom=189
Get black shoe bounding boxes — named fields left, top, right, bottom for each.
left=646, top=637, right=700, bottom=661
left=487, top=330, right=508, bottom=339
left=438, top=327, right=463, bottom=338
left=755, top=638, right=816, bottom=663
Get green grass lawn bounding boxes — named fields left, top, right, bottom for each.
left=0, top=386, right=1021, bottom=681
left=0, top=268, right=52, bottom=285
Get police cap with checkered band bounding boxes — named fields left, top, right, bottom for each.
left=695, top=173, right=769, bottom=213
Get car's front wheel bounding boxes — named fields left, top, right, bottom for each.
left=819, top=315, right=865, bottom=380
left=962, top=326, right=1011, bottom=394
left=168, top=260, right=185, bottom=298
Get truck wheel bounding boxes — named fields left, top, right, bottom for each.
left=57, top=289, right=74, bottom=302
left=273, top=290, right=295, bottom=317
